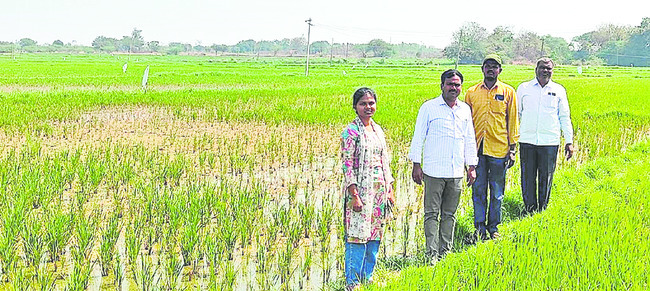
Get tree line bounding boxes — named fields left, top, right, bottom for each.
left=2, top=17, right=648, bottom=66
left=445, top=18, right=649, bottom=66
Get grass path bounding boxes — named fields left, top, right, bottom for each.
left=368, top=140, right=650, bottom=290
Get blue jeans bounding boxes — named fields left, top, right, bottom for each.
left=472, top=154, right=507, bottom=236
left=345, top=240, right=380, bottom=286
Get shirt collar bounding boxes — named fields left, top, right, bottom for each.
left=480, top=80, right=501, bottom=90
left=435, top=95, right=458, bottom=109
left=533, top=78, right=555, bottom=88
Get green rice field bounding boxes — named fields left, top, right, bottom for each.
left=1, top=54, right=649, bottom=290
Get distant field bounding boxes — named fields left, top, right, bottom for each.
left=0, top=54, right=648, bottom=290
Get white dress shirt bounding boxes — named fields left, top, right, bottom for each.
left=408, top=96, right=478, bottom=178
left=517, top=78, right=574, bottom=146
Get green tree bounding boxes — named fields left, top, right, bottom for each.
left=52, top=40, right=64, bottom=46
left=484, top=26, right=514, bottom=62
left=147, top=41, right=160, bottom=52
left=92, top=36, right=118, bottom=52
left=367, top=39, right=393, bottom=57
left=512, top=32, right=543, bottom=63
left=443, top=22, right=487, bottom=64
left=19, top=38, right=37, bottom=48
left=234, top=39, right=256, bottom=53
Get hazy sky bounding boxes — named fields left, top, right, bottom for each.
left=2, top=0, right=647, bottom=48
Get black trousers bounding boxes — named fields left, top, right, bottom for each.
left=519, top=143, right=559, bottom=213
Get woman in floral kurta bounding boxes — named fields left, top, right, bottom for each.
left=341, top=87, right=394, bottom=289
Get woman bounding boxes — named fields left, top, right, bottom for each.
left=341, top=87, right=395, bottom=289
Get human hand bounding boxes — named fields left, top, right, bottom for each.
left=351, top=195, right=364, bottom=212
left=467, top=166, right=477, bottom=186
left=565, top=143, right=574, bottom=160
left=412, top=163, right=423, bottom=185
left=387, top=185, right=396, bottom=205
left=505, top=151, right=516, bottom=169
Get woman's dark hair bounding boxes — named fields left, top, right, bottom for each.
left=352, top=87, right=377, bottom=107
left=440, top=69, right=464, bottom=84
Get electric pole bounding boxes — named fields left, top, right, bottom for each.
left=330, top=38, right=334, bottom=66
left=455, top=30, right=464, bottom=69
left=305, top=18, right=313, bottom=76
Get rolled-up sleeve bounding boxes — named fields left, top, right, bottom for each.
left=341, top=125, right=359, bottom=189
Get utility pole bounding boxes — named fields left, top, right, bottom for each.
left=455, top=30, right=464, bottom=69
left=305, top=18, right=313, bottom=76
left=330, top=38, right=334, bottom=66
left=540, top=37, right=545, bottom=58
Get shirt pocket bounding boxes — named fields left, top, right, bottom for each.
left=542, top=95, right=559, bottom=112
left=489, top=98, right=507, bottom=115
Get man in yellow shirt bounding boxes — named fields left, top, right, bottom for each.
left=465, top=54, right=519, bottom=240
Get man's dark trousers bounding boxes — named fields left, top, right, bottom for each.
left=519, top=142, right=559, bottom=213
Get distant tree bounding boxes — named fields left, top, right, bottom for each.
left=92, top=36, right=118, bottom=52
left=443, top=22, right=487, bottom=64
left=542, top=36, right=571, bottom=64
left=290, top=37, right=306, bottom=54
left=367, top=39, right=393, bottom=57
left=52, top=40, right=64, bottom=46
left=147, top=41, right=160, bottom=52
left=619, top=19, right=650, bottom=66
left=210, top=44, right=229, bottom=54
left=19, top=38, right=37, bottom=48
left=310, top=40, right=330, bottom=54
left=130, top=28, right=145, bottom=52
left=194, top=45, right=208, bottom=53
left=512, top=31, right=543, bottom=63
left=234, top=39, right=256, bottom=53
left=571, top=24, right=633, bottom=61
left=167, top=42, right=185, bottom=55
left=484, top=26, right=514, bottom=62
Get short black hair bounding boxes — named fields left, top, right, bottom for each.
left=441, top=69, right=464, bottom=84
left=352, top=87, right=377, bottom=107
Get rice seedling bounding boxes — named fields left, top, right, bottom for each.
left=72, top=210, right=98, bottom=262
left=219, top=261, right=237, bottom=291
left=133, top=253, right=160, bottom=291
left=43, top=206, right=72, bottom=272
left=34, top=260, right=56, bottom=291
left=21, top=214, right=49, bottom=269
left=9, top=267, right=30, bottom=291
left=99, top=212, right=121, bottom=276
left=125, top=217, right=143, bottom=279
left=160, top=248, right=183, bottom=291
left=65, top=254, right=94, bottom=291
left=113, top=254, right=125, bottom=289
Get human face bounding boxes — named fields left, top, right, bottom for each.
left=482, top=60, right=502, bottom=82
left=535, top=61, right=554, bottom=86
left=354, top=93, right=376, bottom=121
left=441, top=75, right=462, bottom=101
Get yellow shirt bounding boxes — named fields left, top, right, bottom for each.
left=465, top=80, right=519, bottom=158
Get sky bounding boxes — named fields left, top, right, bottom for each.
left=2, top=0, right=648, bottom=48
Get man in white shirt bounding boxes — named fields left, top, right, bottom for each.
left=517, top=57, right=574, bottom=213
left=409, top=69, right=478, bottom=261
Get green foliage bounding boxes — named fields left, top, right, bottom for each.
left=368, top=141, right=650, bottom=290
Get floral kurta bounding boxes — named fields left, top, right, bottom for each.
left=341, top=117, right=394, bottom=243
